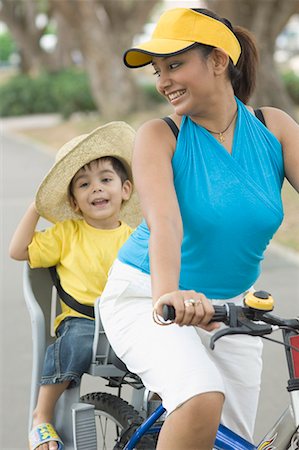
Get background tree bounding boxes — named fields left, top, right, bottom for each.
left=49, top=0, right=160, bottom=118
left=1, top=0, right=299, bottom=118
left=206, top=0, right=299, bottom=116
left=0, top=0, right=77, bottom=73
left=0, top=0, right=50, bottom=74
left=0, top=0, right=161, bottom=118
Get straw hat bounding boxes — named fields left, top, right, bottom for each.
left=36, top=121, right=141, bottom=228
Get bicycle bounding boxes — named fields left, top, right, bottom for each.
left=24, top=263, right=299, bottom=449
left=82, top=291, right=299, bottom=450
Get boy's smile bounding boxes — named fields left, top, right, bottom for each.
left=91, top=198, right=109, bottom=207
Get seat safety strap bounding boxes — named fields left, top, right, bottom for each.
left=48, top=266, right=95, bottom=318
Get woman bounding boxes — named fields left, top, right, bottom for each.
left=100, top=7, right=299, bottom=449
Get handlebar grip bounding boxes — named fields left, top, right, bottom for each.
left=162, top=304, right=228, bottom=322
left=212, top=305, right=229, bottom=322
left=162, top=304, right=175, bottom=321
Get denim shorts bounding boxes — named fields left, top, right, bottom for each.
left=41, top=317, right=95, bottom=388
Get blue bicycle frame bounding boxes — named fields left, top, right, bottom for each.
left=123, top=404, right=257, bottom=450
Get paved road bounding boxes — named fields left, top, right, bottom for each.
left=1, top=125, right=299, bottom=449
left=1, top=129, right=53, bottom=450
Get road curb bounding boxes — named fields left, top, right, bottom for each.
left=1, top=113, right=61, bottom=131
left=2, top=127, right=56, bottom=158
left=1, top=113, right=61, bottom=157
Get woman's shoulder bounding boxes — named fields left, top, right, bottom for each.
left=258, top=106, right=298, bottom=142
left=257, top=106, right=292, bottom=120
left=246, top=104, right=289, bottom=118
left=135, top=116, right=181, bottom=156
left=246, top=104, right=297, bottom=141
left=137, top=115, right=182, bottom=138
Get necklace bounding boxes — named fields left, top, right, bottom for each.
left=205, top=109, right=238, bottom=143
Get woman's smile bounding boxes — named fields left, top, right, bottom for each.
left=168, top=89, right=186, bottom=102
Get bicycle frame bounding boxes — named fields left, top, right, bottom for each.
left=124, top=394, right=296, bottom=450
left=124, top=404, right=257, bottom=450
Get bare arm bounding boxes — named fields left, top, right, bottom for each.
left=9, top=202, right=40, bottom=260
left=262, top=107, right=299, bottom=193
left=133, top=119, right=182, bottom=301
left=133, top=119, right=215, bottom=328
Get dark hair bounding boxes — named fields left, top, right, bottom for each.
left=69, top=156, right=130, bottom=199
left=192, top=8, right=259, bottom=104
left=99, top=156, right=130, bottom=185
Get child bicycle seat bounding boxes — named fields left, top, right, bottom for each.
left=23, top=262, right=135, bottom=450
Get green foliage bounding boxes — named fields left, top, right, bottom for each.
left=282, top=70, right=299, bottom=104
left=0, top=68, right=96, bottom=117
left=0, top=67, right=167, bottom=117
left=141, top=81, right=167, bottom=105
left=51, top=69, right=96, bottom=117
left=0, top=32, right=16, bottom=62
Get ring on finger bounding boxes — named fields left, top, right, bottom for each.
left=152, top=308, right=173, bottom=326
left=184, top=298, right=196, bottom=307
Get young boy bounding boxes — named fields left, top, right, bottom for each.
left=9, top=121, right=140, bottom=450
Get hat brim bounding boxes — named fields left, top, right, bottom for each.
left=124, top=40, right=197, bottom=68
left=36, top=122, right=141, bottom=228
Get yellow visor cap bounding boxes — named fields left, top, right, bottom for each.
left=124, top=8, right=241, bottom=68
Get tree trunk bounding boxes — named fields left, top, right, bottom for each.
left=206, top=0, right=299, bottom=116
left=0, top=0, right=160, bottom=116
left=49, top=10, right=78, bottom=71
left=0, top=0, right=79, bottom=74
left=0, top=0, right=48, bottom=75
left=73, top=1, right=138, bottom=119
left=50, top=0, right=160, bottom=118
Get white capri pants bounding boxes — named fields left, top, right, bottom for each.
left=100, top=259, right=263, bottom=442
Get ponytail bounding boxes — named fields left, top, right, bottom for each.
left=192, top=8, right=259, bottom=104
left=229, top=26, right=259, bottom=103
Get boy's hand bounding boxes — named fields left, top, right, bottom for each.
left=9, top=201, right=40, bottom=261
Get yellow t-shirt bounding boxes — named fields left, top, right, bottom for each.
left=28, top=219, right=133, bottom=329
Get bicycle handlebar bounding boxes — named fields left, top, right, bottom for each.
left=162, top=291, right=299, bottom=349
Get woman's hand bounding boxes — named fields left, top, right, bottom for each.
left=153, top=290, right=219, bottom=331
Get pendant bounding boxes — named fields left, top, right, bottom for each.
left=218, top=133, right=225, bottom=143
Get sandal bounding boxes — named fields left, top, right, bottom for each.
left=29, top=423, right=64, bottom=450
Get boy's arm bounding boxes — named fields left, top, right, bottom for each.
left=9, top=202, right=40, bottom=261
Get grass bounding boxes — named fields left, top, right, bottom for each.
left=18, top=109, right=299, bottom=253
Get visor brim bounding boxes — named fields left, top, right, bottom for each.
left=124, top=40, right=197, bottom=68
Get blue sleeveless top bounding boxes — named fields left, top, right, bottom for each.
left=119, top=98, right=284, bottom=299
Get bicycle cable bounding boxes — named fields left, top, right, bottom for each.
left=261, top=334, right=299, bottom=353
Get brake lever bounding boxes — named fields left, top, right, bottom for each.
left=210, top=319, right=273, bottom=350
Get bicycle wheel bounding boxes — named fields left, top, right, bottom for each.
left=80, top=392, right=157, bottom=449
